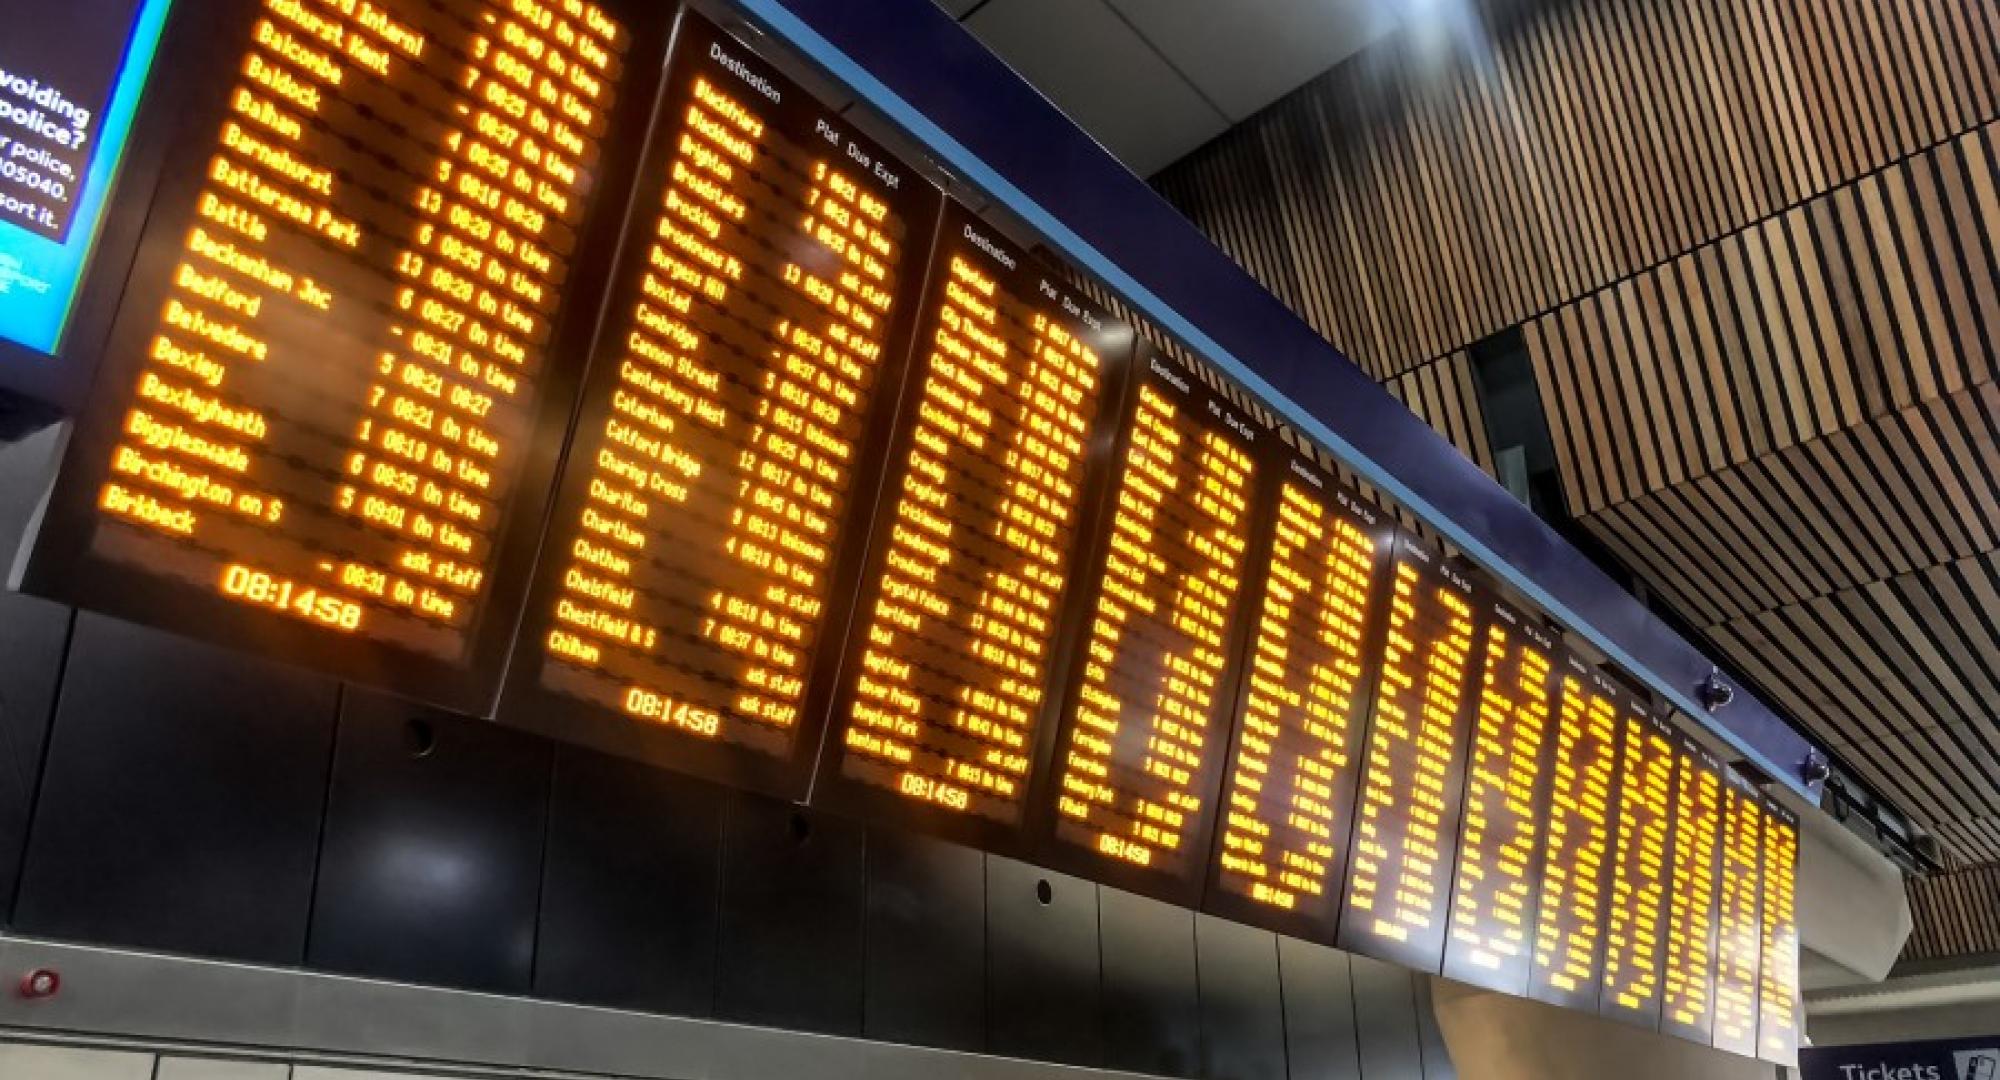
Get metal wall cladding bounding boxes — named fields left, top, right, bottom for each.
left=985, top=857, right=1103, bottom=1067
left=0, top=590, right=67, bottom=925
left=1196, top=915, right=1289, bottom=1080
left=535, top=746, right=725, bottom=1016
left=13, top=613, right=337, bottom=964
left=0, top=611, right=1456, bottom=1080
left=308, top=691, right=551, bottom=994
left=863, top=829, right=987, bottom=1051
left=1100, top=889, right=1201, bottom=1078
left=715, top=796, right=869, bottom=1036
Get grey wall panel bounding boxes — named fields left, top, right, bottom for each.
left=1195, top=915, right=1287, bottom=1080
left=1100, top=887, right=1200, bottom=1078
left=1351, top=955, right=1425, bottom=1080
left=535, top=746, right=725, bottom=1015
left=308, top=691, right=551, bottom=994
left=15, top=613, right=336, bottom=963
left=716, top=796, right=867, bottom=1036
left=864, top=828, right=986, bottom=1051
left=156, top=1058, right=288, bottom=1080
left=0, top=430, right=67, bottom=927
left=0, top=590, right=66, bottom=926
left=987, top=857, right=1101, bottom=1066
left=1413, top=977, right=1458, bottom=1078
left=0, top=1044, right=154, bottom=1080
left=1279, top=938, right=1361, bottom=1079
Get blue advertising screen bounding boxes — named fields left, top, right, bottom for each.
left=0, top=0, right=171, bottom=355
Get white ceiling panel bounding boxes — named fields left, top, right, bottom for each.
left=966, top=0, right=1230, bottom=176
left=1107, top=0, right=1396, bottom=120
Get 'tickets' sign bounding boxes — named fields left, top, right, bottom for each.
left=1800, top=1036, right=2000, bottom=1080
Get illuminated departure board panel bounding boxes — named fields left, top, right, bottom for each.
left=1334, top=535, right=1481, bottom=972
left=813, top=205, right=1132, bottom=842
left=1661, top=738, right=1724, bottom=1044
left=1203, top=445, right=1392, bottom=941
left=498, top=11, right=940, bottom=792
left=1440, top=599, right=1559, bottom=994
left=24, top=0, right=661, bottom=709
left=10, top=0, right=1810, bottom=1054
left=1526, top=660, right=1623, bottom=1010
left=1757, top=802, right=1801, bottom=1066
left=1711, top=772, right=1764, bottom=1056
left=1039, top=349, right=1262, bottom=901
left=1599, top=704, right=1676, bottom=1029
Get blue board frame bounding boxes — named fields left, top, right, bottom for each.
left=738, top=0, right=1821, bottom=800
left=0, top=0, right=173, bottom=358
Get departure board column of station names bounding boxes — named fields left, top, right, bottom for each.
left=1213, top=475, right=1379, bottom=914
left=1601, top=713, right=1675, bottom=1018
left=1528, top=672, right=1619, bottom=1002
left=1342, top=550, right=1475, bottom=951
left=1661, top=748, right=1722, bottom=1037
left=840, top=243, right=1104, bottom=822
left=1759, top=811, right=1800, bottom=1063
left=538, top=47, right=908, bottom=749
left=1055, top=374, right=1254, bottom=874
left=1711, top=782, right=1763, bottom=1054
left=100, top=0, right=621, bottom=645
left=1445, top=612, right=1555, bottom=980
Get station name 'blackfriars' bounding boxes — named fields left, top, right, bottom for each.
left=709, top=43, right=780, bottom=104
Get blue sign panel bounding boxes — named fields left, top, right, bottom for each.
left=1801, top=1037, right=2000, bottom=1080
left=0, top=0, right=171, bottom=355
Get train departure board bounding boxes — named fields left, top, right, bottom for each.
left=1661, top=738, right=1724, bottom=1044
left=497, top=11, right=940, bottom=792
left=813, top=205, right=1132, bottom=841
left=1711, top=772, right=1764, bottom=1057
left=1599, top=704, right=1677, bottom=1028
left=1335, top=534, right=1481, bottom=971
left=1204, top=445, right=1392, bottom=940
left=22, top=0, right=660, bottom=710
left=1758, top=802, right=1801, bottom=1066
left=1440, top=599, right=1559, bottom=994
left=1526, top=660, right=1623, bottom=1010
left=8, top=0, right=1811, bottom=1057
left=1041, top=349, right=1262, bottom=901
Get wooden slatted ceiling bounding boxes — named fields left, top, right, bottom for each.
left=1143, top=0, right=2000, bottom=872
left=1067, top=271, right=1463, bottom=540
left=1521, top=122, right=2000, bottom=864
left=1385, top=354, right=1498, bottom=477
left=1904, top=863, right=2000, bottom=961
left=1579, top=379, right=2000, bottom=630
left=1530, top=123, right=2000, bottom=519
left=1152, top=0, right=2000, bottom=379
